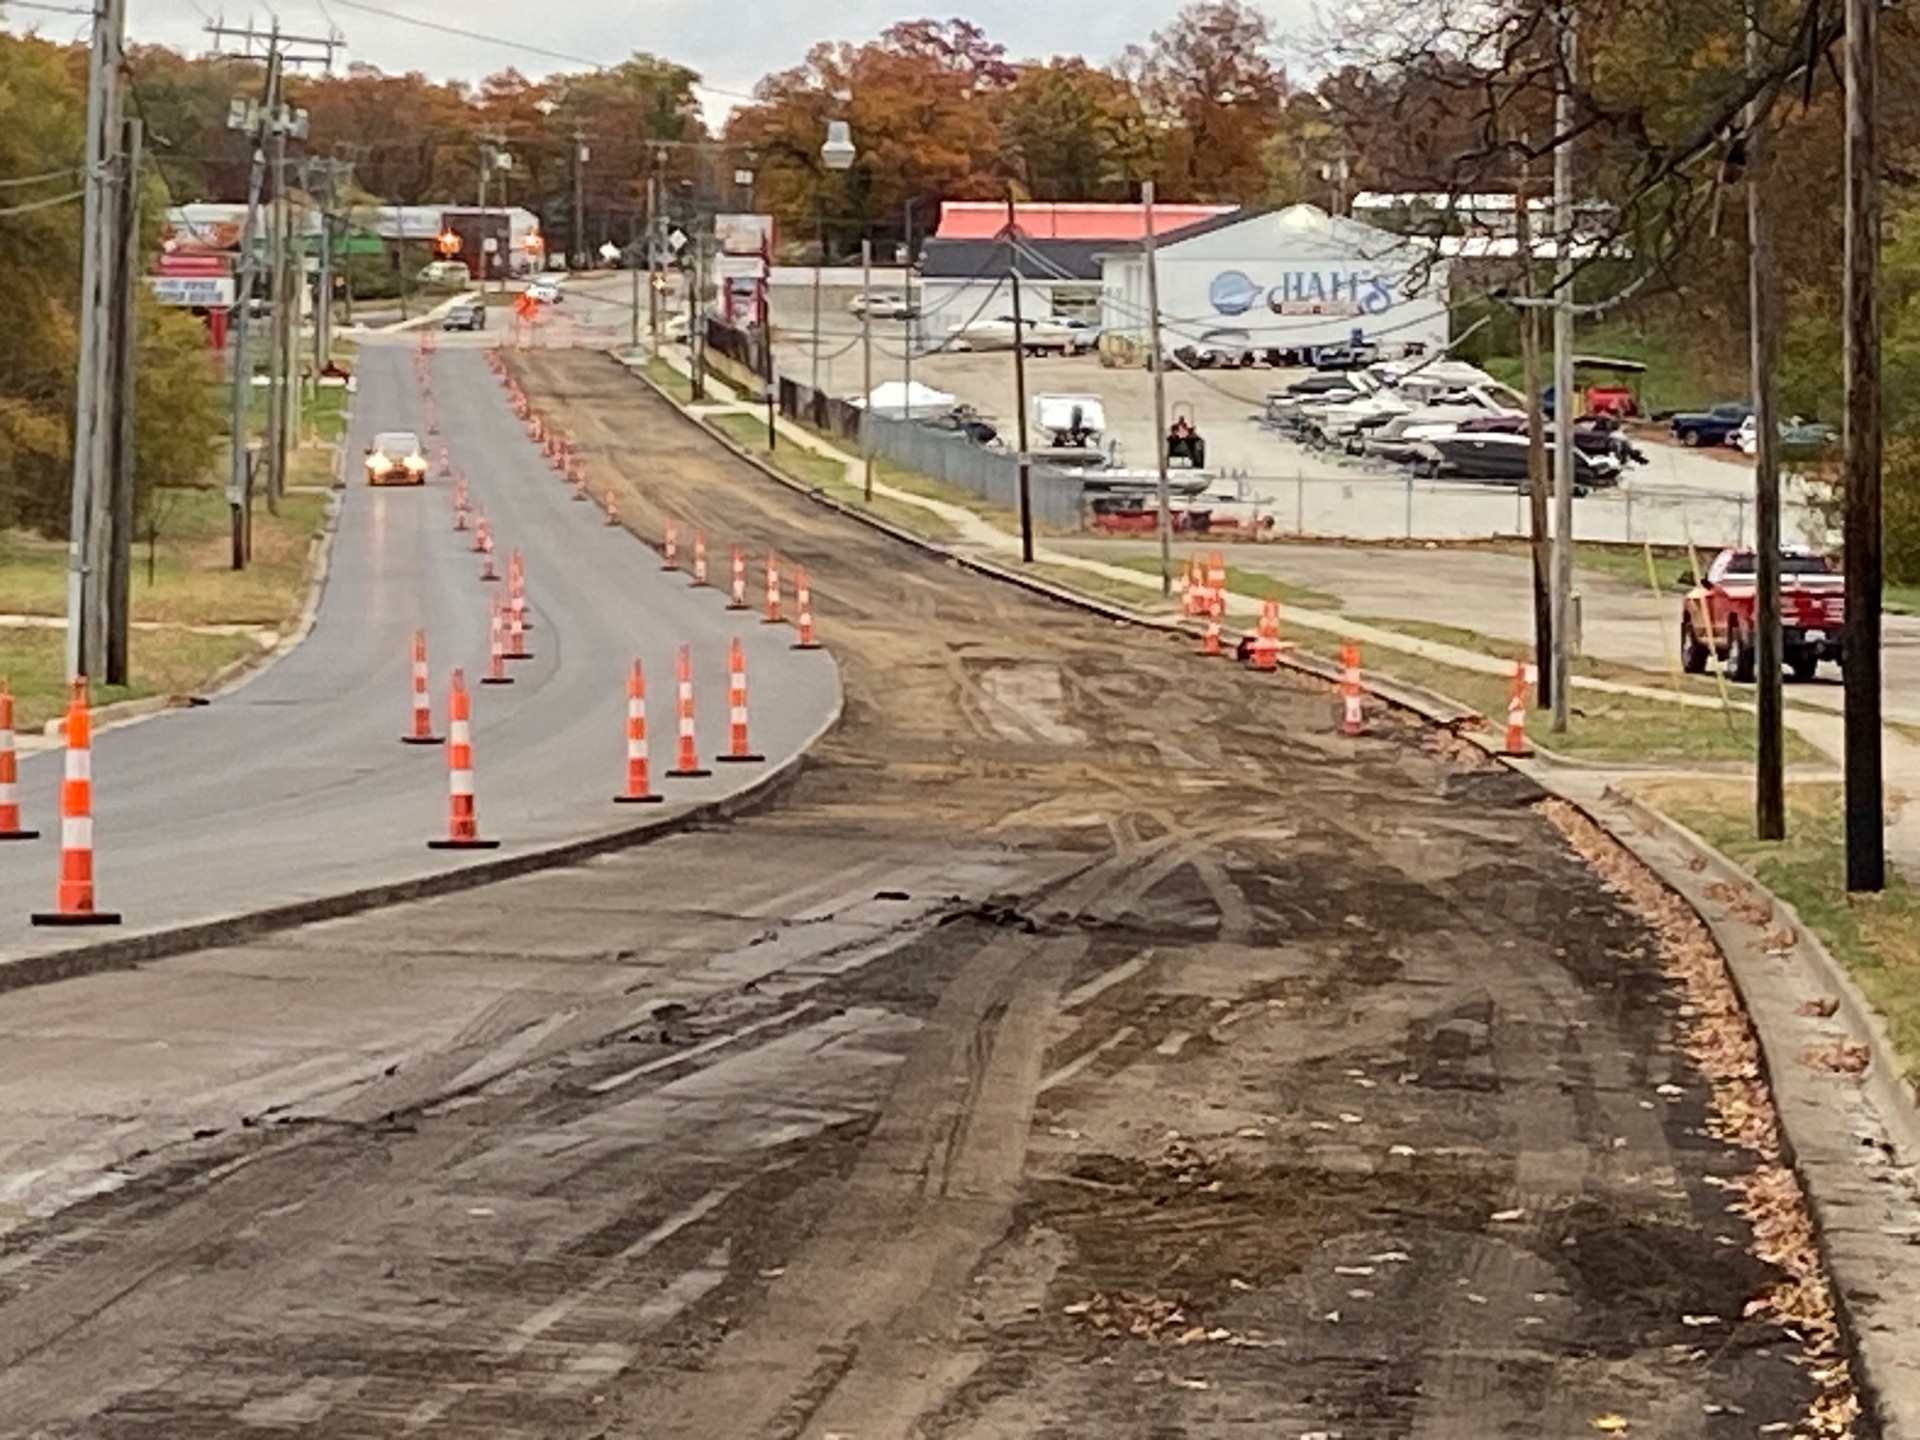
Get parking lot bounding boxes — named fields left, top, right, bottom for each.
left=773, top=318, right=1823, bottom=549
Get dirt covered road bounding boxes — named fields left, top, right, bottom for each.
left=0, top=351, right=1850, bottom=1438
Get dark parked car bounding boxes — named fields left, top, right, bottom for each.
left=442, top=300, right=486, bottom=332
left=1668, top=401, right=1752, bottom=447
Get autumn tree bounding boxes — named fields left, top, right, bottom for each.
left=120, top=45, right=256, bottom=201
left=998, top=60, right=1154, bottom=201
left=1135, top=0, right=1288, bottom=202
left=726, top=20, right=1013, bottom=258
left=543, top=55, right=705, bottom=251
left=292, top=65, right=476, bottom=205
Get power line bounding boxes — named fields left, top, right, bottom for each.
left=0, top=187, right=86, bottom=218
left=321, top=0, right=760, bottom=100
left=0, top=164, right=89, bottom=189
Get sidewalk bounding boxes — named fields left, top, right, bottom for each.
left=633, top=344, right=1920, bottom=878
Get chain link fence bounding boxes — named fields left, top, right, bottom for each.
left=704, top=320, right=1814, bottom=547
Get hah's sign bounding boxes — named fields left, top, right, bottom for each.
left=1209, top=269, right=1398, bottom=319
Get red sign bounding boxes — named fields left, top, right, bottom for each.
left=157, top=253, right=229, bottom=277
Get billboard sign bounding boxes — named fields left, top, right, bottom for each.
left=714, top=213, right=775, bottom=257
left=147, top=274, right=237, bottom=308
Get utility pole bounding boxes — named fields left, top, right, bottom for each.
left=648, top=169, right=663, bottom=352
left=903, top=197, right=918, bottom=405
left=1143, top=180, right=1172, bottom=597
left=1748, top=5, right=1785, bottom=841
left=210, top=19, right=334, bottom=557
left=225, top=60, right=274, bottom=571
left=66, top=0, right=127, bottom=682
left=861, top=236, right=874, bottom=497
left=572, top=130, right=589, bottom=270
left=1843, top=0, right=1886, bottom=892
left=689, top=234, right=707, bottom=402
left=764, top=230, right=779, bottom=452
left=1550, top=4, right=1577, bottom=734
left=1005, top=191, right=1034, bottom=563
left=1515, top=146, right=1553, bottom=711
left=106, top=116, right=143, bottom=687
left=264, top=85, right=289, bottom=516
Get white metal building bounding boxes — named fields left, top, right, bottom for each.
left=1100, top=205, right=1451, bottom=360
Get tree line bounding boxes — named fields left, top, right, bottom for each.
left=0, top=35, right=221, bottom=537
left=8, top=0, right=1919, bottom=566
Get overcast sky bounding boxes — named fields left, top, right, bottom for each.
left=63, top=0, right=1319, bottom=125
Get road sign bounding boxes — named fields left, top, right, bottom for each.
left=146, top=275, right=236, bottom=307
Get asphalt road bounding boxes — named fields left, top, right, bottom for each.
left=0, top=353, right=1839, bottom=1436
left=0, top=337, right=839, bottom=963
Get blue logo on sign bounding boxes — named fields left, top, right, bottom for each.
left=1209, top=270, right=1262, bottom=316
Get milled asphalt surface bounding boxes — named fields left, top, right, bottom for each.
left=0, top=337, right=840, bottom=963
left=1053, top=537, right=1920, bottom=725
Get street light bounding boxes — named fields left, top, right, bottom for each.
left=814, top=120, right=855, bottom=394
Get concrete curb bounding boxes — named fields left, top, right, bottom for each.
left=1599, top=783, right=1920, bottom=1156
left=611, top=350, right=1920, bottom=1432
left=0, top=686, right=842, bottom=997
left=1549, top=780, right=1920, bottom=1437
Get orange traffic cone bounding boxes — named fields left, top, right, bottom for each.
left=793, top=567, right=822, bottom=650
left=662, top=518, right=680, bottom=571
left=505, top=592, right=531, bottom=660
left=479, top=528, right=498, bottom=583
left=452, top=479, right=470, bottom=532
left=0, top=679, right=38, bottom=840
left=469, top=505, right=487, bottom=553
left=691, top=530, right=709, bottom=587
left=31, top=678, right=118, bottom=925
left=480, top=599, right=514, bottom=686
left=715, top=638, right=765, bottom=764
left=613, top=659, right=664, bottom=804
left=508, top=548, right=533, bottom=632
left=427, top=670, right=499, bottom=850
left=667, top=644, right=711, bottom=778
left=1199, top=610, right=1221, bottom=657
left=1339, top=642, right=1366, bottom=737
left=604, top=488, right=620, bottom=526
left=401, top=629, right=445, bottom=744
left=1248, top=600, right=1281, bottom=672
left=763, top=551, right=784, bottom=625
left=1505, top=663, right=1534, bottom=757
left=727, top=547, right=748, bottom=610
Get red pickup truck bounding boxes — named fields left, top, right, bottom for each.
left=1681, top=547, right=1846, bottom=682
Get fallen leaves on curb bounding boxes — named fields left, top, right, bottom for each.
left=1544, top=800, right=1861, bottom=1440
left=1801, top=1039, right=1871, bottom=1076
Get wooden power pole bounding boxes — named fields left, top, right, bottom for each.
left=1748, top=6, right=1786, bottom=841
left=1843, top=0, right=1886, bottom=891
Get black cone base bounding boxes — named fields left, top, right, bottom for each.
left=32, top=910, right=122, bottom=927
left=0, top=829, right=41, bottom=841
left=668, top=767, right=712, bottom=779
left=480, top=675, right=515, bottom=686
left=400, top=735, right=446, bottom=746
left=428, top=838, right=502, bottom=850
left=715, top=753, right=765, bottom=764
left=613, top=793, right=666, bottom=805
